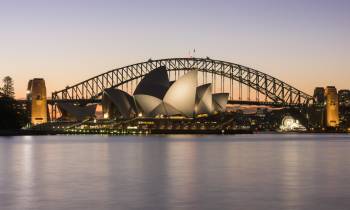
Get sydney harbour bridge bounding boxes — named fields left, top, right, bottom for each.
left=50, top=57, right=313, bottom=119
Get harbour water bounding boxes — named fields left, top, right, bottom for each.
left=1, top=134, right=350, bottom=210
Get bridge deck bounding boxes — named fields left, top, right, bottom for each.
left=18, top=99, right=303, bottom=107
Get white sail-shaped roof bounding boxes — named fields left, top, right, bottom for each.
left=101, top=67, right=231, bottom=119
left=58, top=103, right=96, bottom=121
left=195, top=84, right=213, bottom=115
left=163, top=70, right=198, bottom=117
left=212, top=93, right=229, bottom=112
left=149, top=102, right=182, bottom=117
left=103, top=88, right=137, bottom=119
left=133, top=66, right=170, bottom=99
left=134, top=94, right=162, bottom=117
left=133, top=66, right=171, bottom=116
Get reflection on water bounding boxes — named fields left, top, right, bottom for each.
left=1, top=134, right=350, bottom=210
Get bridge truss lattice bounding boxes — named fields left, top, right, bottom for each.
left=51, top=58, right=313, bottom=118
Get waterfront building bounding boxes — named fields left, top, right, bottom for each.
left=309, top=87, right=326, bottom=129
left=338, top=90, right=350, bottom=107
left=338, top=89, right=350, bottom=128
left=102, top=66, right=229, bottom=119
left=313, top=87, right=325, bottom=105
left=279, top=115, right=306, bottom=132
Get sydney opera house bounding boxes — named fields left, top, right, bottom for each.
left=58, top=66, right=229, bottom=121
left=102, top=66, right=229, bottom=119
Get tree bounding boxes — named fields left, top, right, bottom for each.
left=0, top=95, right=29, bottom=130
left=1, top=76, right=15, bottom=98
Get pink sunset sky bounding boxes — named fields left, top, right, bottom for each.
left=1, top=0, right=349, bottom=99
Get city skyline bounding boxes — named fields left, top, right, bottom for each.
left=1, top=0, right=349, bottom=98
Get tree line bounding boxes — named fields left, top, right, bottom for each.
left=0, top=76, right=29, bottom=130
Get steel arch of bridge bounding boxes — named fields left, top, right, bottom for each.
left=51, top=58, right=312, bottom=116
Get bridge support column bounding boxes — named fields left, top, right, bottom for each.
left=27, top=78, right=48, bottom=125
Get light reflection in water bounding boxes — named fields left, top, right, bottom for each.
left=14, top=142, right=34, bottom=209
left=166, top=141, right=197, bottom=208
left=1, top=135, right=350, bottom=210
left=281, top=141, right=303, bottom=208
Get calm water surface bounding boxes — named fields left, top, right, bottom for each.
left=1, top=134, right=350, bottom=210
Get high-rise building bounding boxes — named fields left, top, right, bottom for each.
left=324, top=86, right=339, bottom=128
left=338, top=90, right=350, bottom=107
left=27, top=78, right=47, bottom=125
left=338, top=89, right=350, bottom=128
left=313, top=87, right=325, bottom=105
left=309, top=87, right=326, bottom=130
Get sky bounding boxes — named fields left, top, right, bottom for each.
left=0, top=0, right=349, bottom=99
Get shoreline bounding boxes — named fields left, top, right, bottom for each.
left=0, top=129, right=349, bottom=136
left=0, top=129, right=253, bottom=136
